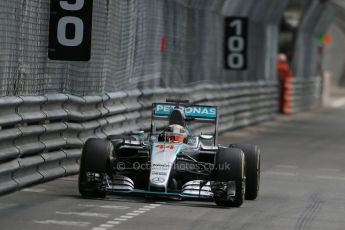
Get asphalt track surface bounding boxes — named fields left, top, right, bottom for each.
left=1, top=107, right=345, bottom=230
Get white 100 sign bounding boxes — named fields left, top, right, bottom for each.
left=57, top=0, right=85, bottom=47
left=225, top=18, right=247, bottom=70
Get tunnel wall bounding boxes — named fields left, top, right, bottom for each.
left=293, top=0, right=335, bottom=79
left=323, top=23, right=345, bottom=88
left=330, top=0, right=345, bottom=87
left=289, top=0, right=335, bottom=112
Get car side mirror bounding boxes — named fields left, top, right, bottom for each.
left=199, top=134, right=214, bottom=140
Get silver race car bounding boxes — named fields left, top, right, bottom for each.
left=78, top=99, right=261, bottom=207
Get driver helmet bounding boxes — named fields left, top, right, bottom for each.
left=164, top=124, right=188, bottom=143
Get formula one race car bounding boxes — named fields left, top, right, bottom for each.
left=78, top=99, right=261, bottom=207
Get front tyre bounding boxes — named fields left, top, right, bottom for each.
left=78, top=138, right=112, bottom=198
left=230, top=144, right=261, bottom=200
left=213, top=148, right=245, bottom=207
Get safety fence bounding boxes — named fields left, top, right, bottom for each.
left=0, top=82, right=279, bottom=195
left=0, top=0, right=288, bottom=96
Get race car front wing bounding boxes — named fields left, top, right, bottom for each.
left=98, top=175, right=235, bottom=200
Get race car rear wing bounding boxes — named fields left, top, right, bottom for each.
left=152, top=103, right=218, bottom=122
left=151, top=101, right=219, bottom=145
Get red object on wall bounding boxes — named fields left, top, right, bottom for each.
left=323, top=34, right=331, bottom=45
left=160, top=36, right=167, bottom=53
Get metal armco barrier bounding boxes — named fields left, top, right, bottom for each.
left=0, top=81, right=321, bottom=195
left=290, top=77, right=322, bottom=113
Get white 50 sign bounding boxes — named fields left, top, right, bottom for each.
left=48, top=0, right=93, bottom=61
left=224, top=17, right=248, bottom=70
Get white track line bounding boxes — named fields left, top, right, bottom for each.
left=113, top=218, right=127, bottom=221
left=318, top=168, right=341, bottom=173
left=275, top=165, right=298, bottom=169
left=100, top=224, right=113, bottom=228
left=34, top=220, right=90, bottom=227
left=107, top=221, right=121, bottom=225
left=22, top=188, right=46, bottom=193
left=263, top=171, right=296, bottom=176
left=92, top=202, right=163, bottom=229
left=56, top=211, right=109, bottom=218
left=133, top=210, right=146, bottom=214
left=79, top=204, right=129, bottom=209
left=120, top=215, right=134, bottom=219
left=315, top=175, right=345, bottom=181
left=126, top=212, right=140, bottom=216
left=149, top=203, right=162, bottom=206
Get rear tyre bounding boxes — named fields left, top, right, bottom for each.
left=78, top=138, right=112, bottom=198
left=213, top=148, right=245, bottom=207
left=230, top=144, right=260, bottom=200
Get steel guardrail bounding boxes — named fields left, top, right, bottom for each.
left=0, top=81, right=322, bottom=195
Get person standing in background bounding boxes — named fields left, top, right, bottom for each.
left=277, top=54, right=293, bottom=114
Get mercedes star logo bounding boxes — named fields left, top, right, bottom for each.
left=152, top=177, right=165, bottom=184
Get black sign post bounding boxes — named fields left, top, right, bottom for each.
left=224, top=17, right=248, bottom=70
left=48, top=0, right=93, bottom=61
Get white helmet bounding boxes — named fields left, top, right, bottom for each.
left=164, top=124, right=187, bottom=143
